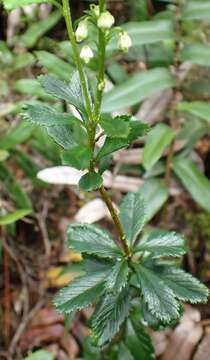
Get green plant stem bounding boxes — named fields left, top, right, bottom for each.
left=94, top=30, right=106, bottom=122
left=99, top=0, right=106, bottom=12
left=62, top=0, right=93, bottom=122
left=99, top=186, right=131, bottom=258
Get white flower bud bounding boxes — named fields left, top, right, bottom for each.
left=80, top=45, right=94, bottom=63
left=75, top=21, right=88, bottom=42
left=97, top=11, right=115, bottom=31
left=118, top=31, right=132, bottom=52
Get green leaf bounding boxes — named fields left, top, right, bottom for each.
left=158, top=267, right=209, bottom=304
left=123, top=19, right=174, bottom=47
left=54, top=272, right=106, bottom=314
left=173, top=157, right=210, bottom=212
left=106, top=260, right=129, bottom=292
left=143, top=124, right=176, bottom=170
left=79, top=172, right=103, bottom=192
left=91, top=289, right=130, bottom=346
left=108, top=19, right=174, bottom=52
left=178, top=101, right=210, bottom=122
left=96, top=120, right=148, bottom=161
left=68, top=223, right=122, bottom=259
left=0, top=209, right=32, bottom=226
left=136, top=230, right=186, bottom=257
left=182, top=1, right=210, bottom=21
left=0, top=150, right=9, bottom=162
left=118, top=343, right=134, bottom=360
left=0, top=163, right=32, bottom=209
left=0, top=121, right=34, bottom=150
left=22, top=103, right=80, bottom=127
left=3, top=0, right=50, bottom=10
left=119, top=192, right=146, bottom=245
left=14, top=79, right=52, bottom=100
left=20, top=10, right=61, bottom=48
left=128, top=120, right=149, bottom=142
left=102, top=68, right=175, bottom=113
left=181, top=44, right=210, bottom=67
left=138, top=179, right=169, bottom=221
left=62, top=145, right=91, bottom=170
left=135, top=264, right=180, bottom=322
left=46, top=126, right=77, bottom=149
left=35, top=51, right=73, bottom=80
left=14, top=53, right=35, bottom=70
left=24, top=350, right=54, bottom=360
left=96, top=137, right=129, bottom=161
left=126, top=318, right=155, bottom=360
left=100, top=115, right=131, bottom=138
left=39, top=72, right=85, bottom=114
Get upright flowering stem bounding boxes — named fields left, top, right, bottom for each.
left=62, top=0, right=92, bottom=122
left=62, top=0, right=130, bottom=259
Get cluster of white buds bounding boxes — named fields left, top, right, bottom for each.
left=97, top=11, right=115, bottom=31
left=118, top=31, right=132, bottom=52
left=75, top=21, right=88, bottom=42
left=80, top=45, right=94, bottom=64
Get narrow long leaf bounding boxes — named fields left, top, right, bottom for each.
left=173, top=157, right=210, bottom=212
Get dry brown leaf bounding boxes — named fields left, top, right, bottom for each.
left=60, top=333, right=79, bottom=360
left=20, top=324, right=64, bottom=350
left=75, top=198, right=109, bottom=223
left=161, top=319, right=203, bottom=360
left=193, top=334, right=210, bottom=360
left=44, top=266, right=78, bottom=288
left=29, top=307, right=64, bottom=328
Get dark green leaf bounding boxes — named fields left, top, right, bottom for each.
left=91, top=289, right=130, bottom=346
left=54, top=272, right=106, bottom=314
left=119, top=192, right=146, bottom=245
left=79, top=172, right=103, bottom=191
left=0, top=209, right=32, bottom=226
left=128, top=120, right=149, bottom=142
left=96, top=137, right=129, bottom=161
left=178, top=101, right=210, bottom=122
left=143, top=124, right=176, bottom=170
left=135, top=264, right=180, bottom=322
left=39, top=72, right=85, bottom=113
left=182, top=1, right=210, bottom=21
left=106, top=260, right=129, bottom=292
left=126, top=318, right=155, bottom=360
left=118, top=343, right=134, bottom=360
left=46, top=126, right=77, bottom=149
left=158, top=267, right=209, bottom=304
left=68, top=223, right=122, bottom=259
left=62, top=145, right=91, bottom=170
left=173, top=157, right=210, bottom=212
left=100, top=115, right=131, bottom=138
left=181, top=44, right=210, bottom=67
left=136, top=230, right=186, bottom=257
left=22, top=103, right=80, bottom=126
left=102, top=68, right=175, bottom=113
